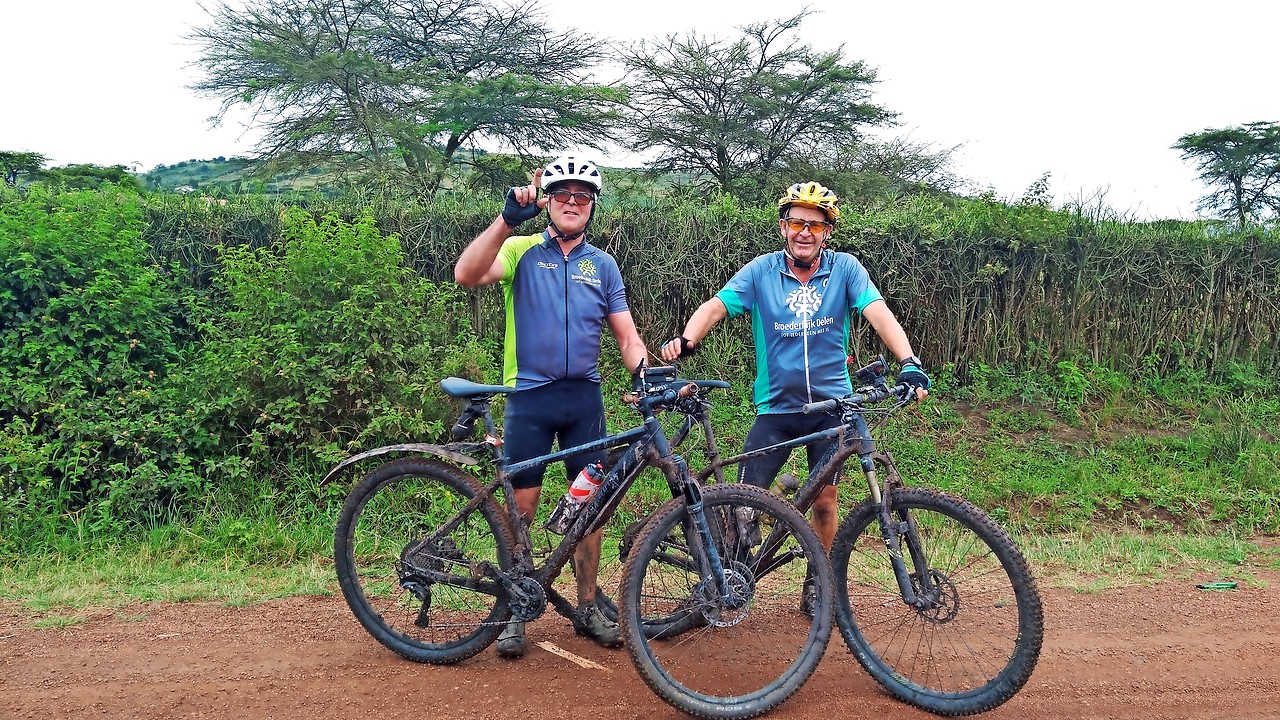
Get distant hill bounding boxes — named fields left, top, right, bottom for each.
left=141, top=157, right=331, bottom=195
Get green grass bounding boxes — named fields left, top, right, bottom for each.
left=4, top=372, right=1279, bottom=625
left=2, top=541, right=334, bottom=614
left=1019, top=531, right=1279, bottom=592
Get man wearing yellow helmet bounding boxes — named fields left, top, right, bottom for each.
left=456, top=155, right=650, bottom=657
left=659, top=180, right=929, bottom=616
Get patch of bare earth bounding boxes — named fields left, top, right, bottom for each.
left=4, top=570, right=1280, bottom=720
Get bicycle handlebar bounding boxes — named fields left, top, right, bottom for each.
left=801, top=383, right=913, bottom=415
left=621, top=381, right=700, bottom=408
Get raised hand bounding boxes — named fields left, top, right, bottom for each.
left=502, top=168, right=550, bottom=227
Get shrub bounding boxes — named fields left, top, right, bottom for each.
left=188, top=209, right=493, bottom=486
left=0, top=186, right=201, bottom=538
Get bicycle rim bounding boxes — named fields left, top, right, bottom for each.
left=832, top=487, right=1043, bottom=715
left=621, top=484, right=833, bottom=720
left=334, top=457, right=513, bottom=664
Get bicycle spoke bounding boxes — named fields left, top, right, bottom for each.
left=335, top=458, right=513, bottom=664
left=622, top=484, right=833, bottom=717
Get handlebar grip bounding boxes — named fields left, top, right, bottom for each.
left=801, top=399, right=839, bottom=414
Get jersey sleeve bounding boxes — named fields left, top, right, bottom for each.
left=497, top=234, right=543, bottom=283
left=715, top=256, right=767, bottom=317
left=843, top=253, right=884, bottom=313
left=603, top=256, right=630, bottom=315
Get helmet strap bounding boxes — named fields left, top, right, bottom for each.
left=784, top=246, right=814, bottom=270
left=547, top=198, right=598, bottom=246
left=549, top=216, right=592, bottom=246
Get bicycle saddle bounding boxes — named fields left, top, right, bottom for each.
left=440, top=377, right=514, bottom=399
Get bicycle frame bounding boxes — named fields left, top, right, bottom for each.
left=342, top=367, right=738, bottom=624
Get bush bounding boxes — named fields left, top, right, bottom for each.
left=188, top=209, right=493, bottom=482
left=0, top=186, right=200, bottom=539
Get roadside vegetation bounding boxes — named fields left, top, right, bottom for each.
left=2, top=181, right=1278, bottom=623
left=3, top=0, right=1280, bottom=621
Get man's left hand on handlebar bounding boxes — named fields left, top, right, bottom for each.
left=659, top=335, right=697, bottom=362
left=897, top=357, right=931, bottom=402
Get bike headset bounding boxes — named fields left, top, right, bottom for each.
left=777, top=181, right=841, bottom=270
left=540, top=154, right=603, bottom=244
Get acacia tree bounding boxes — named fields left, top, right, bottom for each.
left=1173, top=121, right=1280, bottom=226
left=0, top=151, right=46, bottom=185
left=619, top=12, right=895, bottom=201
left=190, top=0, right=626, bottom=197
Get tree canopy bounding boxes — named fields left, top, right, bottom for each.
left=189, top=0, right=626, bottom=197
left=1174, top=121, right=1280, bottom=226
left=618, top=12, right=895, bottom=201
left=1, top=151, right=46, bottom=185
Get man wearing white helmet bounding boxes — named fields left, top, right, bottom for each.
left=455, top=154, right=649, bottom=658
left=659, top=180, right=929, bottom=617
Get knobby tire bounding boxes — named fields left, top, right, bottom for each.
left=830, top=486, right=1043, bottom=715
left=334, top=457, right=515, bottom=664
left=620, top=484, right=834, bottom=720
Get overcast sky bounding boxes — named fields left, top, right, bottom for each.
left=3, top=0, right=1276, bottom=220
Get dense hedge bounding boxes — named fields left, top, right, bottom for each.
left=2, top=184, right=1278, bottom=542
left=1, top=186, right=492, bottom=542
left=143, top=188, right=1280, bottom=378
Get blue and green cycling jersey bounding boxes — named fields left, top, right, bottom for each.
left=498, top=232, right=630, bottom=390
left=716, top=248, right=884, bottom=413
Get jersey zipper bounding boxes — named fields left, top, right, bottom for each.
left=562, top=249, right=571, bottom=377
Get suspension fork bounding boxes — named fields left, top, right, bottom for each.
left=677, top=458, right=737, bottom=607
left=863, top=451, right=937, bottom=608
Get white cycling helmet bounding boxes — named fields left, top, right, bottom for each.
left=540, top=154, right=603, bottom=194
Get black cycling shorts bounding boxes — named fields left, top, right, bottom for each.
left=737, top=411, right=872, bottom=489
left=502, top=379, right=607, bottom=490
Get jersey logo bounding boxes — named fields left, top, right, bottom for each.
left=537, top=261, right=559, bottom=270
left=576, top=258, right=598, bottom=277
left=785, top=285, right=822, bottom=319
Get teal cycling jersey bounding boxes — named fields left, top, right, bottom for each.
left=716, top=249, right=884, bottom=413
left=498, top=232, right=630, bottom=390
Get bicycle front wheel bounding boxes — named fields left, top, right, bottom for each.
left=621, top=484, right=833, bottom=720
left=334, top=457, right=515, bottom=664
left=831, top=486, right=1043, bottom=715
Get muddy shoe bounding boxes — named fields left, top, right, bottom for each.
left=573, top=603, right=623, bottom=648
left=799, top=574, right=818, bottom=619
left=734, top=506, right=762, bottom=548
left=496, top=620, right=526, bottom=659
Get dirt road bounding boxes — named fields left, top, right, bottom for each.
left=4, top=571, right=1279, bottom=720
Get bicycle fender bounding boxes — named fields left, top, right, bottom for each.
left=319, top=443, right=481, bottom=486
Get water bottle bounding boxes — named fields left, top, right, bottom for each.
left=545, top=462, right=605, bottom=534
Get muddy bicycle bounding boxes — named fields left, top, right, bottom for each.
left=654, top=356, right=1044, bottom=716
left=327, top=365, right=834, bottom=720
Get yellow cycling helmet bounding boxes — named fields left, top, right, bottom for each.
left=777, top=181, right=840, bottom=221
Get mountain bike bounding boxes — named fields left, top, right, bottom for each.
left=325, top=365, right=833, bottom=720
left=681, top=356, right=1044, bottom=716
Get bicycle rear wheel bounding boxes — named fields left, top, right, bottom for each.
left=334, top=457, right=514, bottom=664
left=831, top=486, right=1043, bottom=715
left=620, top=484, right=833, bottom=720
